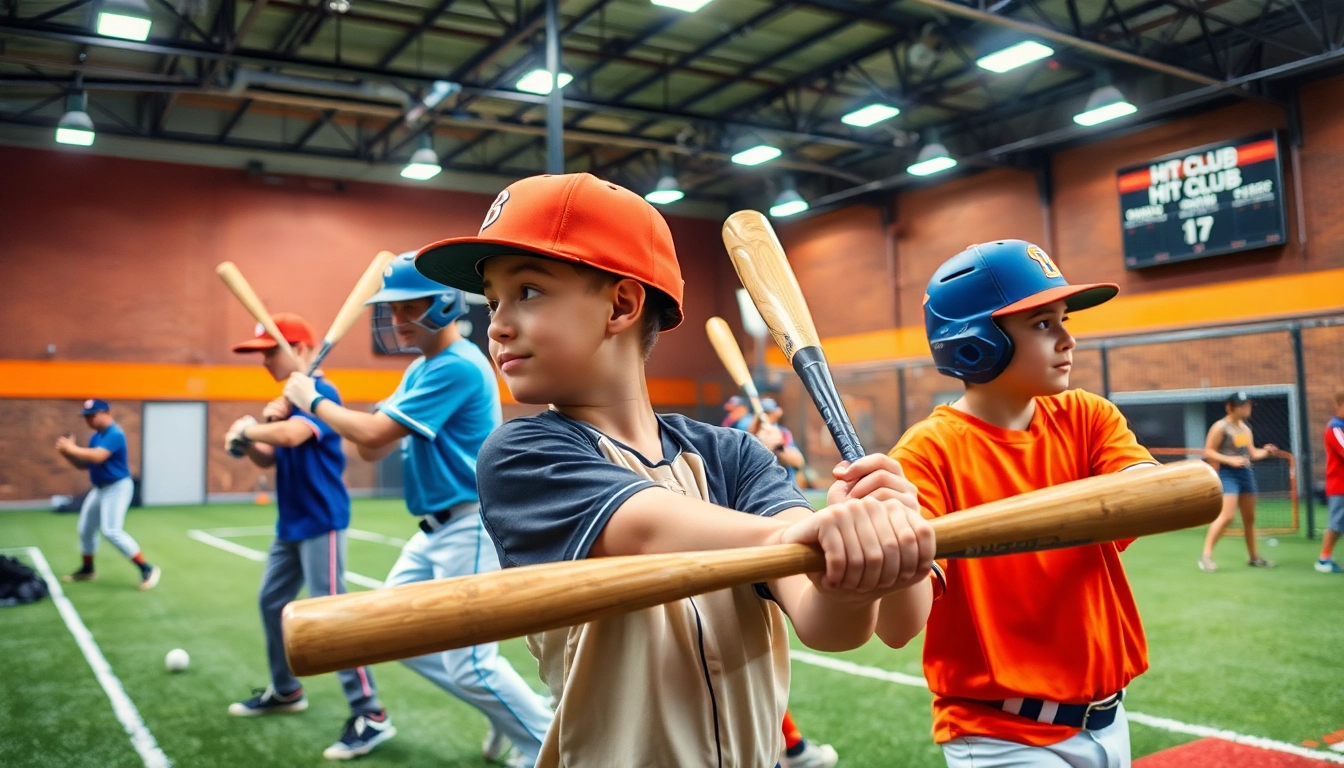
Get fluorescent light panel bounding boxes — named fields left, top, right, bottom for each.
left=651, top=0, right=713, bottom=10
left=645, top=189, right=684, bottom=205
left=730, top=144, right=781, bottom=166
left=840, top=103, right=900, bottom=127
left=1073, top=100, right=1137, bottom=126
left=769, top=199, right=809, bottom=217
left=516, top=69, right=573, bottom=95
left=976, top=40, right=1053, bottom=73
left=55, top=127, right=95, bottom=146
left=401, top=162, right=442, bottom=180
left=96, top=12, right=152, bottom=41
left=907, top=155, right=957, bottom=177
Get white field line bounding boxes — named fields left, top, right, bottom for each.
left=789, top=650, right=1344, bottom=764
left=186, top=530, right=385, bottom=589
left=201, top=526, right=406, bottom=549
left=14, top=547, right=171, bottom=768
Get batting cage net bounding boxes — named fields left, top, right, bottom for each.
left=758, top=315, right=1344, bottom=538
left=1147, top=448, right=1299, bottom=535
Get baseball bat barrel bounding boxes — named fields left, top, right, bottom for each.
left=721, top=211, right=863, bottom=462
left=307, top=251, right=397, bottom=375
left=215, top=261, right=297, bottom=362
left=283, top=460, right=1221, bottom=676
left=705, top=316, right=767, bottom=420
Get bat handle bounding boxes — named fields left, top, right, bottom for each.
left=791, top=346, right=865, bottom=463
left=306, top=341, right=333, bottom=376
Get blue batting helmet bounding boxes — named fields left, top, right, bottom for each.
left=367, top=251, right=469, bottom=354
left=923, top=240, right=1117, bottom=384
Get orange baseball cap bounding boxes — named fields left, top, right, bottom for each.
left=414, top=173, right=685, bottom=329
left=230, top=312, right=316, bottom=353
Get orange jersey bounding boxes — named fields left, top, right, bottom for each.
left=890, top=389, right=1154, bottom=747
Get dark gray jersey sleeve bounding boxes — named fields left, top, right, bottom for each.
left=477, top=416, right=660, bottom=568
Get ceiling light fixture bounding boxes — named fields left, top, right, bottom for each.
left=96, top=0, right=153, bottom=41
left=841, top=103, right=901, bottom=127
left=906, top=135, right=957, bottom=177
left=401, top=137, right=441, bottom=180
left=1073, top=84, right=1137, bottom=126
left=730, top=143, right=781, bottom=166
left=976, top=40, right=1054, bottom=73
left=644, top=175, right=685, bottom=205
left=55, top=91, right=95, bottom=146
left=516, top=69, right=573, bottom=95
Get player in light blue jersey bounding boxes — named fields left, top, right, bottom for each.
left=284, top=253, right=553, bottom=768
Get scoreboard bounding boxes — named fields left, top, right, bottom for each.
left=1117, top=131, right=1287, bottom=269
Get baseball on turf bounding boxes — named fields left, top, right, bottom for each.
left=165, top=648, right=190, bottom=673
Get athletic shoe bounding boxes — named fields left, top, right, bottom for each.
left=1197, top=556, right=1216, bottom=573
left=61, top=569, right=96, bottom=583
left=323, top=710, right=396, bottom=760
left=138, top=565, right=161, bottom=591
left=1315, top=558, right=1343, bottom=573
left=1248, top=557, right=1276, bottom=568
left=782, top=740, right=839, bottom=768
left=483, top=725, right=513, bottom=761
left=228, top=686, right=309, bottom=716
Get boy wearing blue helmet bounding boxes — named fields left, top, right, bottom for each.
left=284, top=253, right=552, bottom=768
left=891, top=241, right=1157, bottom=768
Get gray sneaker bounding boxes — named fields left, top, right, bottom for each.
left=1248, top=557, right=1276, bottom=568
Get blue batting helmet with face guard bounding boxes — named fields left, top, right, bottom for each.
left=367, top=251, right=468, bottom=354
left=923, top=240, right=1118, bottom=384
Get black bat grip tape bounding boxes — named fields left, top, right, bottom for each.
left=791, top=346, right=865, bottom=464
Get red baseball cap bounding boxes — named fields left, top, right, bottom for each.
left=414, top=173, right=685, bottom=329
left=230, top=312, right=316, bottom=353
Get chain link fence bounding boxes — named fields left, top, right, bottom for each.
left=767, top=315, right=1344, bottom=538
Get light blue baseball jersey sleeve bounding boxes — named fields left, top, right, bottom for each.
left=380, top=339, right=501, bottom=516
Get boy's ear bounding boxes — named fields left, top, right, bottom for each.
left=607, top=278, right=647, bottom=336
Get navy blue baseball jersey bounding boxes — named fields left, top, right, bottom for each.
left=477, top=410, right=808, bottom=568
left=275, top=374, right=350, bottom=541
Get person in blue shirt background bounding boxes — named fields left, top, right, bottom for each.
left=284, top=253, right=553, bottom=768
left=224, top=312, right=393, bottom=762
left=55, top=398, right=160, bottom=589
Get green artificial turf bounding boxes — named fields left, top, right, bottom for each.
left=1, top=501, right=1340, bottom=767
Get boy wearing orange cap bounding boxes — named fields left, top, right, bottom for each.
left=415, top=173, right=940, bottom=767
left=224, top=313, right=394, bottom=761
left=893, top=241, right=1156, bottom=767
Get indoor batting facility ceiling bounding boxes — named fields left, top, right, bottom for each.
left=1, top=0, right=1342, bottom=213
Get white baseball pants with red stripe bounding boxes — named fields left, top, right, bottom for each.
left=259, top=529, right=380, bottom=714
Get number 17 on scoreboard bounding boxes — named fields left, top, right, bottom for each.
left=1183, top=215, right=1214, bottom=246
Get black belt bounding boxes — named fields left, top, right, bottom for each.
left=418, top=502, right=479, bottom=534
left=989, top=690, right=1124, bottom=730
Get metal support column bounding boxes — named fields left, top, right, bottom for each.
left=545, top=0, right=563, bottom=174
left=1099, top=342, right=1111, bottom=399
left=1291, top=324, right=1316, bottom=538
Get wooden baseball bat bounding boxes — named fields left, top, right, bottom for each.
left=721, top=210, right=863, bottom=462
left=706, top=316, right=768, bottom=422
left=215, top=261, right=296, bottom=362
left=283, top=459, right=1221, bottom=676
left=308, top=251, right=397, bottom=374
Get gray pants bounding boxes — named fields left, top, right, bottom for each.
left=77, top=477, right=140, bottom=559
left=260, top=530, right=380, bottom=714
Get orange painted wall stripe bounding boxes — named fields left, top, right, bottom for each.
left=768, top=268, right=1344, bottom=367
left=0, top=360, right=703, bottom=406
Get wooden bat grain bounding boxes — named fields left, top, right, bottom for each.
left=722, top=209, right=864, bottom=462
left=706, top=316, right=767, bottom=420
left=283, top=460, right=1221, bottom=676
left=308, top=250, right=397, bottom=374
left=721, top=211, right=821, bottom=361
left=215, top=261, right=296, bottom=362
